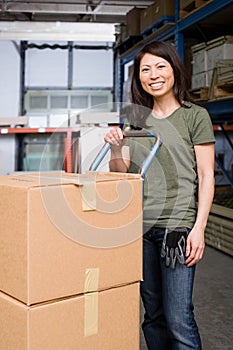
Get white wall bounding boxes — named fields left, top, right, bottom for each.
left=0, top=41, right=20, bottom=116
left=73, top=49, right=113, bottom=87
left=25, top=41, right=113, bottom=88
left=0, top=41, right=20, bottom=174
left=26, top=46, right=68, bottom=87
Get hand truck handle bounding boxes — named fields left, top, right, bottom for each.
left=89, top=130, right=162, bottom=178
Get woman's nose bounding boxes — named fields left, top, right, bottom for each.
left=150, top=68, right=158, bottom=78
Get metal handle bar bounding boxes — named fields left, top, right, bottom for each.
left=89, top=130, right=162, bottom=178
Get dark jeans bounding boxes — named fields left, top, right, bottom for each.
left=140, top=227, right=202, bottom=350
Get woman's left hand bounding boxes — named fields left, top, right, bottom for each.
left=185, top=227, right=205, bottom=267
left=185, top=142, right=215, bottom=268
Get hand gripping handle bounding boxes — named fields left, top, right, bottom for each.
left=89, top=130, right=162, bottom=178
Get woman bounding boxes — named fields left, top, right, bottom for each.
left=104, top=40, right=215, bottom=349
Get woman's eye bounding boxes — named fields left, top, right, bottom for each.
left=158, top=64, right=166, bottom=69
left=141, top=67, right=149, bottom=72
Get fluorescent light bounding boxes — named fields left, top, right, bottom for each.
left=0, top=22, right=116, bottom=42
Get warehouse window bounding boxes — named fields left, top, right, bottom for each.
left=29, top=96, right=47, bottom=109
left=50, top=96, right=68, bottom=109
left=24, top=89, right=113, bottom=127
left=90, top=95, right=109, bottom=108
left=71, top=95, right=88, bottom=109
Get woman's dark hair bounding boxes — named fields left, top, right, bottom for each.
left=129, top=40, right=192, bottom=128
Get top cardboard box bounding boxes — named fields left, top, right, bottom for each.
left=0, top=172, right=143, bottom=305
left=140, top=0, right=175, bottom=33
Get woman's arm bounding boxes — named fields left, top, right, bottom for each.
left=185, top=142, right=215, bottom=267
left=104, top=127, right=130, bottom=173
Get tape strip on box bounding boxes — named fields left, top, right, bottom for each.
left=81, top=181, right=96, bottom=211
left=84, top=268, right=99, bottom=337
left=84, top=268, right=99, bottom=293
left=84, top=292, right=99, bottom=337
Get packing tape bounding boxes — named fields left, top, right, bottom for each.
left=84, top=268, right=99, bottom=293
left=84, top=292, right=98, bottom=337
left=81, top=181, right=96, bottom=211
left=84, top=268, right=99, bottom=337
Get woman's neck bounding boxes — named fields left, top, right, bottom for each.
left=152, top=96, right=181, bottom=119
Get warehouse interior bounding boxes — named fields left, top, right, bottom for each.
left=0, top=1, right=233, bottom=349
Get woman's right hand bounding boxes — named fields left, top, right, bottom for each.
left=104, top=127, right=130, bottom=172
left=104, top=127, right=125, bottom=147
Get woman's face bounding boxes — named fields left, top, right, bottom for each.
left=139, top=53, right=175, bottom=99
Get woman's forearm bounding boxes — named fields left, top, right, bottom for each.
left=109, top=146, right=129, bottom=173
left=104, top=127, right=130, bottom=173
left=185, top=143, right=215, bottom=266
left=194, top=172, right=215, bottom=231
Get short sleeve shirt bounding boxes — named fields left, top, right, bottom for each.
left=125, top=102, right=215, bottom=230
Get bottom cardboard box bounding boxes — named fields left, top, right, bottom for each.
left=0, top=283, right=140, bottom=350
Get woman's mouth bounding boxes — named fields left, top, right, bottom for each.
left=150, top=82, right=164, bottom=89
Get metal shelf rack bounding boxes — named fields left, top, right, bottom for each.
left=114, top=0, right=233, bottom=104
left=113, top=0, right=233, bottom=186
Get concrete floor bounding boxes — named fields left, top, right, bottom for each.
left=140, top=245, right=233, bottom=350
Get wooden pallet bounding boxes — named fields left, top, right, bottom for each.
left=216, top=59, right=233, bottom=83
left=189, top=86, right=209, bottom=101
left=209, top=62, right=233, bottom=99
left=180, top=0, right=210, bottom=18
left=214, top=80, right=233, bottom=98
left=205, top=203, right=233, bottom=257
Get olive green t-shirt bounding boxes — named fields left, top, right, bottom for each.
left=125, top=102, right=215, bottom=230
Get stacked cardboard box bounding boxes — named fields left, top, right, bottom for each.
left=140, top=0, right=175, bottom=34
left=191, top=36, right=233, bottom=89
left=0, top=171, right=143, bottom=349
left=126, top=7, right=142, bottom=38
left=179, top=0, right=209, bottom=18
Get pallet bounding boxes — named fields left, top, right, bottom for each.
left=205, top=203, right=233, bottom=257
left=189, top=86, right=209, bottom=101
left=141, top=16, right=175, bottom=37
left=216, top=59, right=233, bottom=83
left=214, top=80, right=233, bottom=98
left=209, top=61, right=233, bottom=99
left=180, top=0, right=210, bottom=18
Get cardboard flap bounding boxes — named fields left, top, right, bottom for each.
left=0, top=172, right=92, bottom=189
left=0, top=171, right=141, bottom=189
left=87, top=171, right=141, bottom=182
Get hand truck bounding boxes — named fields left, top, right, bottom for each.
left=89, top=130, right=162, bottom=179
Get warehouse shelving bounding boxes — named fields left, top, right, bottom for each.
left=114, top=0, right=233, bottom=102
left=114, top=0, right=233, bottom=183
left=0, top=127, right=80, bottom=173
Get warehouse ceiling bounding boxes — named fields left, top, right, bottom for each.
left=1, top=1, right=232, bottom=42
left=0, top=0, right=155, bottom=41
left=0, top=0, right=154, bottom=23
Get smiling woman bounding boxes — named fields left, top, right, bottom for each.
left=104, top=40, right=216, bottom=350
left=139, top=53, right=178, bottom=114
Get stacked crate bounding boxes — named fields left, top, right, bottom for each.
left=0, top=171, right=143, bottom=349
left=140, top=0, right=175, bottom=35
left=206, top=200, right=233, bottom=257
left=180, top=0, right=210, bottom=18
left=191, top=36, right=233, bottom=96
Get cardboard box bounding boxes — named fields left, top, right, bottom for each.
left=126, top=7, right=142, bottom=37
left=0, top=172, right=143, bottom=305
left=0, top=282, right=140, bottom=350
left=191, top=36, right=233, bottom=88
left=140, top=0, right=175, bottom=33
